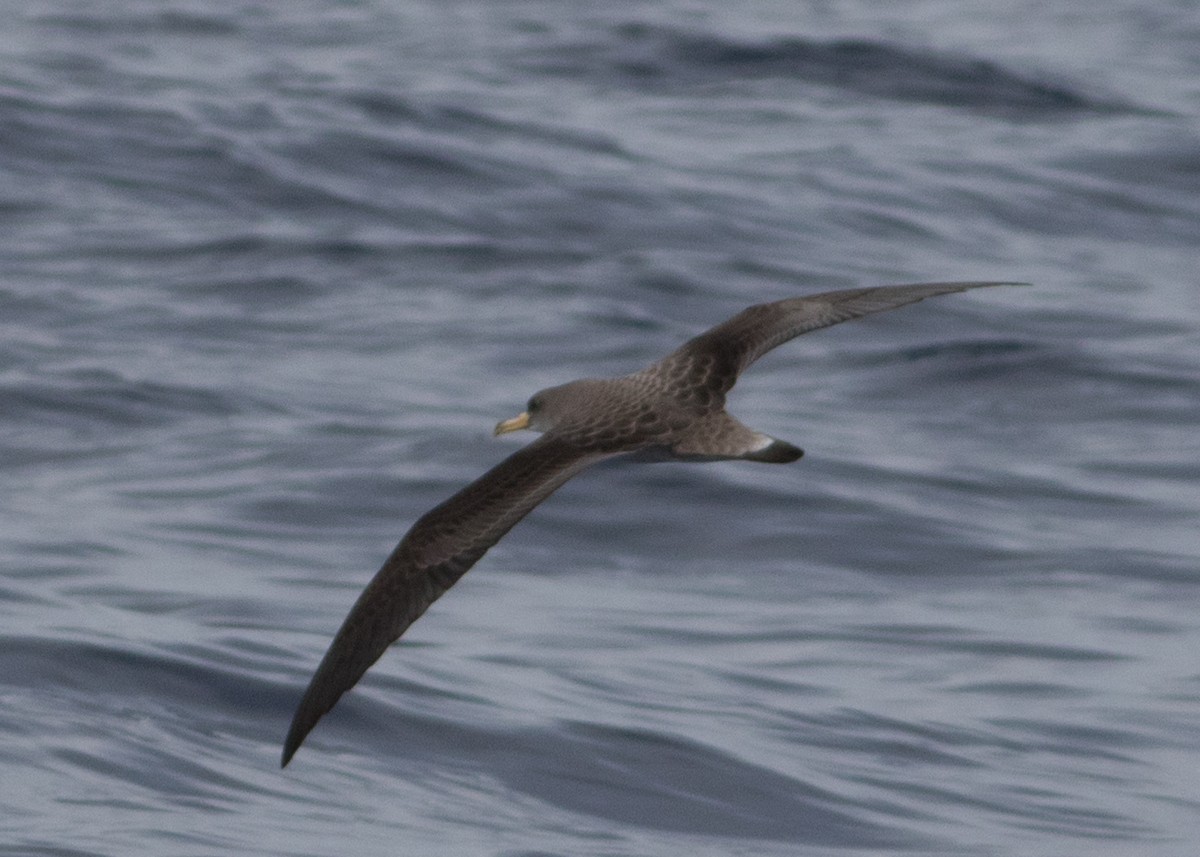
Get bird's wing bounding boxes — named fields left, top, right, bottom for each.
left=658, top=281, right=1023, bottom=396
left=282, top=435, right=606, bottom=766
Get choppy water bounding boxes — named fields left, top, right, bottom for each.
left=3, top=2, right=1199, bottom=855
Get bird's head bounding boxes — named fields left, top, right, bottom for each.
left=494, top=379, right=615, bottom=437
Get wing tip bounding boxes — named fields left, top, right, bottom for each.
left=280, top=714, right=308, bottom=768
left=888, top=280, right=1031, bottom=292
left=282, top=678, right=337, bottom=768
left=943, top=281, right=1033, bottom=299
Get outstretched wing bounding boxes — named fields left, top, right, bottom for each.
left=282, top=435, right=605, bottom=766
left=658, top=281, right=1024, bottom=397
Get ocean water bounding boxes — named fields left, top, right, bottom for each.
left=3, top=1, right=1199, bottom=855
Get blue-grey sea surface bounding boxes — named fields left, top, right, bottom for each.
left=3, top=1, right=1199, bottom=855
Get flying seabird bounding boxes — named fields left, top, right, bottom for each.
left=282, top=280, right=1021, bottom=766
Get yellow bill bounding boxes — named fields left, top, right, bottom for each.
left=494, top=411, right=531, bottom=436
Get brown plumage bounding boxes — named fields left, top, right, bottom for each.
left=281, top=280, right=1021, bottom=766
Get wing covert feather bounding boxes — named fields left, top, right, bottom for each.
left=282, top=436, right=600, bottom=766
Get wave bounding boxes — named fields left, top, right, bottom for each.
left=522, top=23, right=1127, bottom=115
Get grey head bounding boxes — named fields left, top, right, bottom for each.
left=493, top=378, right=639, bottom=442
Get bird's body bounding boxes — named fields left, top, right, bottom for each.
left=282, top=280, right=1021, bottom=766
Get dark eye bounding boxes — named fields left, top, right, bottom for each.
left=527, top=396, right=542, bottom=413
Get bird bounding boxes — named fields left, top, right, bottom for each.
left=281, top=280, right=1022, bottom=766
